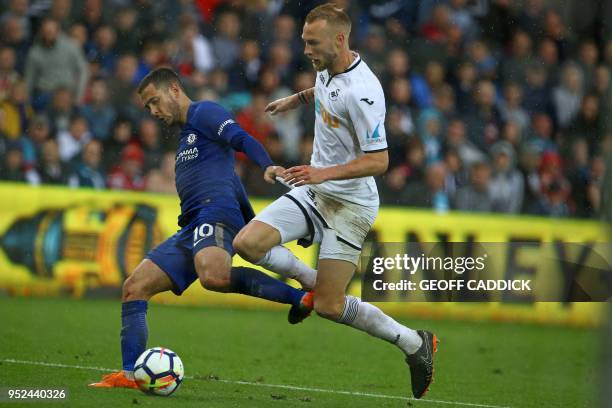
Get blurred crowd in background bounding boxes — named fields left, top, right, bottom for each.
left=0, top=0, right=611, bottom=218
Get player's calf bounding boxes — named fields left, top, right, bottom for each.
left=313, top=293, right=345, bottom=321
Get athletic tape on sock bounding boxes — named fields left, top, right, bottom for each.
left=338, top=295, right=360, bottom=324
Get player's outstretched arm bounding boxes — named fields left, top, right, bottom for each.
left=265, top=87, right=314, bottom=115
left=282, top=150, right=388, bottom=186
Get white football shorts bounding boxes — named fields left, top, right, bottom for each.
left=253, top=186, right=377, bottom=265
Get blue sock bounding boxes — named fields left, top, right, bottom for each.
left=121, top=300, right=148, bottom=371
left=230, top=266, right=303, bottom=306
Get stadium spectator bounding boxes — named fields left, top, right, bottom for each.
left=553, top=62, right=584, bottom=128
left=383, top=137, right=426, bottom=200
left=500, top=31, right=534, bottom=84
left=359, top=25, right=387, bottom=76
left=86, top=25, right=117, bottom=77
left=108, top=54, right=138, bottom=112
left=0, top=80, right=32, bottom=140
left=106, top=143, right=145, bottom=191
left=538, top=38, right=561, bottom=86
left=145, top=151, right=176, bottom=195
left=468, top=40, right=498, bottom=81
left=68, top=139, right=105, bottom=189
left=585, top=155, right=606, bottom=216
left=464, top=80, right=501, bottom=151
left=452, top=60, right=478, bottom=114
left=577, top=40, right=598, bottom=90
left=211, top=10, right=241, bottom=70
left=57, top=115, right=92, bottom=163
left=416, top=108, right=443, bottom=164
left=24, top=18, right=89, bottom=110
left=78, top=0, right=105, bottom=38
left=174, top=21, right=215, bottom=77
left=0, top=46, right=19, bottom=103
left=46, top=87, right=78, bottom=135
left=444, top=118, right=485, bottom=168
left=1, top=15, right=29, bottom=73
left=564, top=93, right=603, bottom=155
left=235, top=91, right=283, bottom=164
left=135, top=41, right=163, bottom=84
left=443, top=148, right=466, bottom=198
left=113, top=7, right=142, bottom=55
left=499, top=120, right=523, bottom=150
left=0, top=141, right=25, bottom=181
left=227, top=39, right=262, bottom=93
left=489, top=141, right=524, bottom=213
left=420, top=4, right=451, bottom=44
left=103, top=118, right=133, bottom=171
left=517, top=0, right=546, bottom=40
left=535, top=150, right=572, bottom=216
left=0, top=0, right=32, bottom=40
left=68, top=23, right=88, bottom=51
left=498, top=82, right=530, bottom=133
left=567, top=138, right=592, bottom=217
left=454, top=161, right=494, bottom=212
left=400, top=162, right=450, bottom=212
left=524, top=64, right=553, bottom=116
left=138, top=117, right=163, bottom=174
left=543, top=10, right=571, bottom=62
left=526, top=112, right=557, bottom=153
left=80, top=78, right=115, bottom=140
left=448, top=0, right=479, bottom=41
left=385, top=108, right=413, bottom=168
left=593, top=65, right=612, bottom=130
left=21, top=114, right=50, bottom=168
left=28, top=139, right=69, bottom=185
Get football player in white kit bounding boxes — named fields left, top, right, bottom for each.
left=233, top=3, right=438, bottom=399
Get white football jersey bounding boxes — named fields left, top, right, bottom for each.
left=310, top=53, right=387, bottom=207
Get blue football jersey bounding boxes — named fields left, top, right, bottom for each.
left=174, top=101, right=272, bottom=227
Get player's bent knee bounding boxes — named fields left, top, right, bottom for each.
left=233, top=232, right=264, bottom=262
left=122, top=275, right=151, bottom=301
left=196, top=256, right=231, bottom=292
left=313, top=296, right=345, bottom=321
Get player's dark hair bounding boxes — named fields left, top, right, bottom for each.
left=305, top=3, right=351, bottom=35
left=137, top=67, right=185, bottom=94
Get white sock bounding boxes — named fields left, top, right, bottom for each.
left=255, top=246, right=317, bottom=289
left=338, top=295, right=422, bottom=355
left=123, top=370, right=134, bottom=380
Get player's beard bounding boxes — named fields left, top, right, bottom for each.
left=169, top=99, right=181, bottom=125
left=314, top=51, right=337, bottom=72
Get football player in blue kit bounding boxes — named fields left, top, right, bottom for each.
left=90, top=68, right=317, bottom=389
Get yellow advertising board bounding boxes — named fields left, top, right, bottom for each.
left=0, top=182, right=608, bottom=327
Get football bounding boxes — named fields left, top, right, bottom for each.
left=133, top=347, right=184, bottom=396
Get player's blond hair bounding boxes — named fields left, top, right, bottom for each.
left=305, top=3, right=351, bottom=35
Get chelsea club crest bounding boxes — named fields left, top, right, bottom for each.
left=187, top=133, right=197, bottom=145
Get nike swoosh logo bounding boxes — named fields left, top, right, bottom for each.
left=360, top=98, right=374, bottom=105
left=194, top=237, right=206, bottom=247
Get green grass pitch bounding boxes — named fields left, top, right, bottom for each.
left=0, top=296, right=600, bottom=407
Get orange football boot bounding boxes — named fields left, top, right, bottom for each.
left=89, top=371, right=138, bottom=389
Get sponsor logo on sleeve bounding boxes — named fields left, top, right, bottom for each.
left=217, top=119, right=236, bottom=136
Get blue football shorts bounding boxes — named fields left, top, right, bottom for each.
left=146, top=207, right=242, bottom=295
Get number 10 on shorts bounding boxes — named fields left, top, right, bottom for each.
left=193, top=223, right=213, bottom=247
